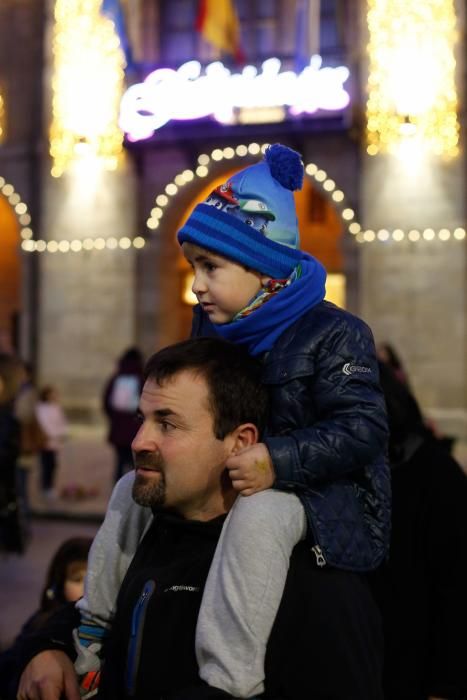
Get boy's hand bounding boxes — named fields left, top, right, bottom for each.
left=225, top=443, right=275, bottom=496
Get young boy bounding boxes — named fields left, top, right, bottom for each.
left=56, top=145, right=389, bottom=698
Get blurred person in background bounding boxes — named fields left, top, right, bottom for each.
left=35, top=386, right=68, bottom=501
left=0, top=536, right=92, bottom=699
left=14, top=363, right=45, bottom=520
left=377, top=341, right=456, bottom=454
left=0, top=353, right=26, bottom=555
left=377, top=342, right=410, bottom=386
left=102, top=347, right=144, bottom=483
left=372, top=360, right=467, bottom=700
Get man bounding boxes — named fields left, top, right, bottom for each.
left=17, top=338, right=383, bottom=699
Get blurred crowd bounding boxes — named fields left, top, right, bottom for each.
left=0, top=345, right=145, bottom=555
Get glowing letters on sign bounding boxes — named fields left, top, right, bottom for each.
left=119, top=56, right=350, bottom=141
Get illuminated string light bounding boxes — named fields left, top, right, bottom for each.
left=16, top=139, right=462, bottom=254
left=0, top=181, right=34, bottom=240
left=366, top=0, right=459, bottom=158
left=146, top=145, right=359, bottom=244
left=50, top=0, right=126, bottom=177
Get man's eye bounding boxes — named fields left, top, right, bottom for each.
left=160, top=420, right=174, bottom=432
left=205, top=262, right=217, bottom=272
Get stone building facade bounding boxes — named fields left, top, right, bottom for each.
left=0, top=0, right=466, bottom=435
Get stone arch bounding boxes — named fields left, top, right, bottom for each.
left=0, top=177, right=34, bottom=353
left=145, top=143, right=360, bottom=342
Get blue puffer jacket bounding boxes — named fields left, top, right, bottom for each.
left=192, top=301, right=391, bottom=572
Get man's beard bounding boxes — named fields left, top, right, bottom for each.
left=132, top=451, right=166, bottom=507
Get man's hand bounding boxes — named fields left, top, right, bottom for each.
left=17, top=650, right=80, bottom=700
left=225, top=443, right=275, bottom=496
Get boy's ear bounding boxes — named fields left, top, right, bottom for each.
left=229, top=423, right=259, bottom=454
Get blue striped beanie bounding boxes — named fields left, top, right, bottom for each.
left=177, top=144, right=304, bottom=278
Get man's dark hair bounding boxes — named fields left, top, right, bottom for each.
left=144, top=337, right=269, bottom=439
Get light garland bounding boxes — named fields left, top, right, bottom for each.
left=50, top=0, right=126, bottom=177
left=0, top=178, right=34, bottom=241
left=20, top=235, right=146, bottom=254
left=19, top=141, right=466, bottom=253
left=366, top=0, right=459, bottom=158
left=146, top=142, right=357, bottom=234
left=355, top=227, right=465, bottom=244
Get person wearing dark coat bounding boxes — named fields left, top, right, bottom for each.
left=102, top=347, right=144, bottom=483
left=371, top=361, right=467, bottom=700
left=0, top=353, right=24, bottom=555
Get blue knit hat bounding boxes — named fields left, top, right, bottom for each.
left=177, top=144, right=304, bottom=278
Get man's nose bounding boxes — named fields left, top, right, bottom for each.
left=132, top=422, right=158, bottom=453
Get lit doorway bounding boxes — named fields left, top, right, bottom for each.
left=0, top=193, right=21, bottom=352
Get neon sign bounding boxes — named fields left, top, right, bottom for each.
left=120, top=56, right=350, bottom=141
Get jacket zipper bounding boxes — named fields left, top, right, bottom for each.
left=125, top=579, right=156, bottom=696
left=311, top=544, right=327, bottom=567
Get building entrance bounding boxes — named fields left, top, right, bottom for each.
left=0, top=192, right=21, bottom=352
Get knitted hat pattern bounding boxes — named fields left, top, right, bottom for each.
left=177, top=144, right=305, bottom=278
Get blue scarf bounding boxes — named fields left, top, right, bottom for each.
left=213, top=253, right=327, bottom=356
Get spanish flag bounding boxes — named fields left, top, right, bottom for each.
left=196, top=0, right=243, bottom=61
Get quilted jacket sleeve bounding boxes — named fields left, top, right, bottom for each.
left=264, top=313, right=388, bottom=488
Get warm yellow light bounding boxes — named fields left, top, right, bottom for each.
left=183, top=271, right=198, bottom=305
left=366, top=1, right=459, bottom=158
left=50, top=0, right=126, bottom=176
left=325, top=274, right=346, bottom=309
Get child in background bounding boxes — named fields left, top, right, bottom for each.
left=36, top=386, right=68, bottom=501
left=15, top=362, right=44, bottom=521
left=0, top=536, right=92, bottom=699
left=72, top=144, right=390, bottom=699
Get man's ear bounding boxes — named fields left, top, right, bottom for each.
left=228, top=423, right=259, bottom=454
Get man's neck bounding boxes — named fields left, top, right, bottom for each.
left=180, top=487, right=237, bottom=522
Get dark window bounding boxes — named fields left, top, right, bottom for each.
left=156, top=0, right=347, bottom=68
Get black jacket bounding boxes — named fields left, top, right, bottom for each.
left=193, top=301, right=391, bottom=571
left=98, top=511, right=225, bottom=700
